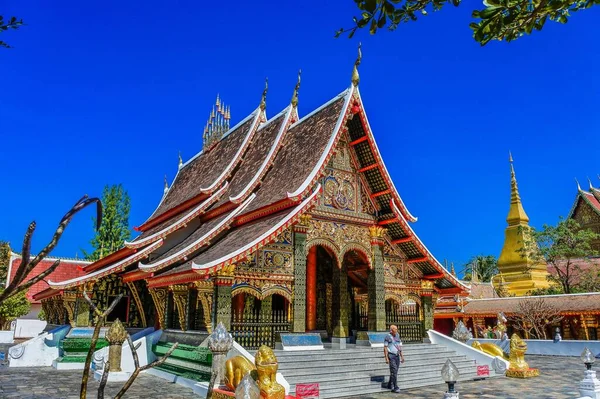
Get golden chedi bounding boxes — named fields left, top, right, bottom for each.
left=506, top=333, right=540, bottom=378
left=255, top=345, right=285, bottom=399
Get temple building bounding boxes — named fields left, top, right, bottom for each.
left=5, top=250, right=90, bottom=319
left=492, top=154, right=551, bottom=296
left=569, top=179, right=600, bottom=252
left=32, top=53, right=467, bottom=349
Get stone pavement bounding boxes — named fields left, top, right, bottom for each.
left=0, top=355, right=592, bottom=399
left=0, top=366, right=198, bottom=399
left=349, top=355, right=587, bottom=399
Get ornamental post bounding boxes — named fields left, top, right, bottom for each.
left=420, top=280, right=435, bottom=340
left=368, top=226, right=387, bottom=332
left=106, top=318, right=128, bottom=372
left=212, top=265, right=235, bottom=331
left=292, top=215, right=310, bottom=333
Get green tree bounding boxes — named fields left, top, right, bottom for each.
left=462, top=255, right=498, bottom=282
left=0, top=288, right=30, bottom=329
left=338, top=0, right=598, bottom=45
left=0, top=241, right=10, bottom=285
left=1, top=15, right=24, bottom=48
left=520, top=218, right=600, bottom=294
left=83, top=184, right=131, bottom=261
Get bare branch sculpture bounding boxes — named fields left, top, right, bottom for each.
left=113, top=336, right=179, bottom=399
left=0, top=195, right=102, bottom=304
left=80, top=291, right=123, bottom=399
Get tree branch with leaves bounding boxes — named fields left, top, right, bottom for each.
left=338, top=0, right=599, bottom=45
left=0, top=15, right=24, bottom=48
left=519, top=218, right=600, bottom=294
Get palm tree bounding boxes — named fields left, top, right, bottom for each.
left=462, top=255, right=498, bottom=283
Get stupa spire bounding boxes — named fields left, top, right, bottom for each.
left=507, top=152, right=529, bottom=226
left=351, top=42, right=362, bottom=87
left=203, top=94, right=231, bottom=151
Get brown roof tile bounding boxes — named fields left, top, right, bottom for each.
left=244, top=97, right=346, bottom=213
left=148, top=114, right=257, bottom=220
left=469, top=282, right=499, bottom=299
left=463, top=292, right=600, bottom=315
left=213, top=112, right=287, bottom=208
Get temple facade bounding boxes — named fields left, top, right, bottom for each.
left=569, top=180, right=600, bottom=252
left=33, top=56, right=467, bottom=349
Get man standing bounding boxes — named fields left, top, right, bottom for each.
left=384, top=325, right=405, bottom=393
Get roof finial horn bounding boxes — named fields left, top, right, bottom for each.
left=351, top=42, right=362, bottom=87
left=260, top=77, right=268, bottom=111
left=291, top=69, right=301, bottom=108
left=588, top=176, right=594, bottom=190
left=576, top=178, right=582, bottom=191
left=164, top=175, right=169, bottom=193
left=178, top=151, right=183, bottom=169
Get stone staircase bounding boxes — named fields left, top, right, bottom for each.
left=151, top=342, right=212, bottom=382
left=275, top=343, right=480, bottom=398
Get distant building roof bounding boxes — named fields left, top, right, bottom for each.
left=468, top=281, right=499, bottom=299
left=463, top=292, right=600, bottom=316
left=7, top=252, right=91, bottom=303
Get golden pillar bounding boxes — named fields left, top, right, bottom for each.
left=306, top=246, right=317, bottom=331
left=106, top=319, right=128, bottom=372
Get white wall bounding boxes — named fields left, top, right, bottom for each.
left=467, top=338, right=600, bottom=357
left=428, top=330, right=509, bottom=376
left=13, top=319, right=47, bottom=338
left=8, top=325, right=70, bottom=367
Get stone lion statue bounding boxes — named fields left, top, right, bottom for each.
left=225, top=355, right=256, bottom=391
left=255, top=345, right=285, bottom=399
left=508, top=333, right=529, bottom=371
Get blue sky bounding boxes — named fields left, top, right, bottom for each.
left=1, top=1, right=599, bottom=275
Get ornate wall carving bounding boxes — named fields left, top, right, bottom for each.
left=170, top=284, right=189, bottom=331
left=149, top=288, right=168, bottom=329
left=306, top=219, right=371, bottom=264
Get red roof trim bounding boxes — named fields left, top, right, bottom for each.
left=32, top=288, right=62, bottom=301
left=147, top=270, right=200, bottom=288
left=136, top=193, right=210, bottom=232
left=358, top=163, right=378, bottom=173
left=121, top=269, right=151, bottom=283
left=349, top=136, right=368, bottom=146
left=83, top=247, right=136, bottom=272
left=391, top=237, right=413, bottom=244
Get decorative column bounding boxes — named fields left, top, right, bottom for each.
left=212, top=265, right=235, bottom=331
left=63, top=291, right=77, bottom=327
left=368, top=226, right=387, bottom=332
left=75, top=296, right=90, bottom=327
left=148, top=288, right=168, bottom=329
left=420, top=280, right=435, bottom=340
left=170, top=284, right=189, bottom=331
left=106, top=319, right=128, bottom=372
left=332, top=263, right=349, bottom=338
left=306, top=246, right=317, bottom=331
left=292, top=215, right=310, bottom=332
left=195, top=280, right=214, bottom=333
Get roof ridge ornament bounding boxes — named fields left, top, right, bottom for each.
left=164, top=175, right=169, bottom=194
left=351, top=42, right=362, bottom=87
left=576, top=178, right=582, bottom=191
left=260, top=78, right=268, bottom=111
left=178, top=151, right=183, bottom=169
left=587, top=176, right=594, bottom=190
left=291, top=70, right=301, bottom=108
left=203, top=94, right=231, bottom=151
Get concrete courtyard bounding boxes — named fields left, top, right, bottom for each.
left=0, top=355, right=592, bottom=398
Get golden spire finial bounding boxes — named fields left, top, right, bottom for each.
left=216, top=93, right=220, bottom=109
left=450, top=262, right=456, bottom=277
left=509, top=151, right=513, bottom=163
left=291, top=69, right=301, bottom=108
left=164, top=175, right=169, bottom=193
left=506, top=153, right=529, bottom=226
left=178, top=151, right=183, bottom=168
left=351, top=42, right=362, bottom=87
left=260, top=77, right=268, bottom=111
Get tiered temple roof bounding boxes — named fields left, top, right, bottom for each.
left=35, top=61, right=467, bottom=301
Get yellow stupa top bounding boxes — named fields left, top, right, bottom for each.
left=496, top=153, right=550, bottom=296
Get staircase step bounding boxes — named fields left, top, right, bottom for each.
left=278, top=355, right=472, bottom=372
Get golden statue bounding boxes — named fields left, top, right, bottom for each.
left=224, top=355, right=256, bottom=391
left=255, top=345, right=285, bottom=399
left=506, top=333, right=539, bottom=378
left=471, top=340, right=508, bottom=360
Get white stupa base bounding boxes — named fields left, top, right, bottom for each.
left=580, top=370, right=600, bottom=399
left=93, top=370, right=132, bottom=382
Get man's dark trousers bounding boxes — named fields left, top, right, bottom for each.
left=387, top=353, right=400, bottom=390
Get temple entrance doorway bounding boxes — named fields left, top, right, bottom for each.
left=385, top=297, right=422, bottom=343
left=308, top=246, right=335, bottom=335
left=344, top=250, right=370, bottom=333
left=230, top=292, right=290, bottom=349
